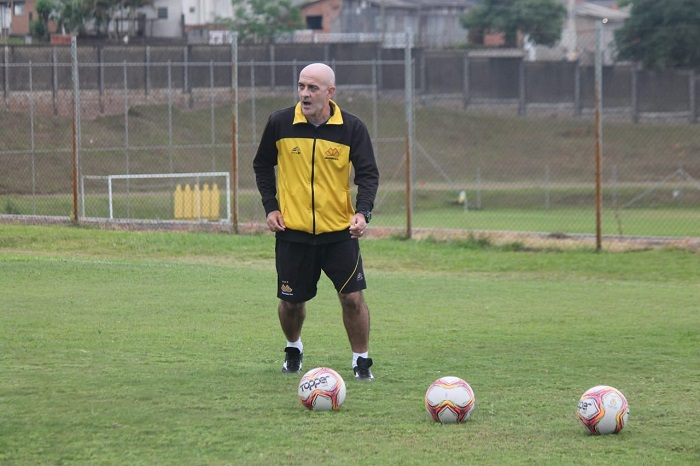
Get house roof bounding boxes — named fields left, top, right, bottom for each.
left=294, top=0, right=476, bottom=8
left=575, top=2, right=630, bottom=22
left=293, top=0, right=417, bottom=7
left=399, top=0, right=478, bottom=6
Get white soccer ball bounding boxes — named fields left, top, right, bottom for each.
left=298, top=367, right=346, bottom=411
left=577, top=385, right=629, bottom=435
left=425, top=376, right=476, bottom=423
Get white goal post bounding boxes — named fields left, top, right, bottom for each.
left=80, top=172, right=232, bottom=223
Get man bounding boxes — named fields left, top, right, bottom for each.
left=253, top=62, right=379, bottom=381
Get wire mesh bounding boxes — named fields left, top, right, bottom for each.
left=0, top=40, right=698, bottom=243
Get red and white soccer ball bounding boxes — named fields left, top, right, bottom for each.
left=577, top=385, right=629, bottom=435
left=425, top=376, right=476, bottom=423
left=297, top=367, right=346, bottom=411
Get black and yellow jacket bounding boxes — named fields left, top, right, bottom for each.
left=253, top=100, right=379, bottom=244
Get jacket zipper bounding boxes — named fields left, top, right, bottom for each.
left=310, top=135, right=317, bottom=236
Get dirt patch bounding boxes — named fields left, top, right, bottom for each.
left=1, top=215, right=697, bottom=252
left=363, top=226, right=699, bottom=252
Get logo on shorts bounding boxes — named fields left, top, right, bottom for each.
left=357, top=272, right=364, bottom=281
left=280, top=281, right=293, bottom=296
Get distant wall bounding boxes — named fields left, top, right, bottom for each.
left=1, top=43, right=698, bottom=122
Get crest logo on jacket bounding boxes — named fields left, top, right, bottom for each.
left=324, top=147, right=340, bottom=161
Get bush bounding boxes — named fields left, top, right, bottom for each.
left=30, top=19, right=47, bottom=42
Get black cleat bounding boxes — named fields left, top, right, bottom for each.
left=282, top=347, right=303, bottom=374
left=353, top=356, right=374, bottom=381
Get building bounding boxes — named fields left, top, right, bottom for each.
left=0, top=0, right=629, bottom=58
left=572, top=0, right=629, bottom=64
left=525, top=0, right=629, bottom=64
left=1, top=0, right=184, bottom=42
left=297, top=0, right=477, bottom=49
left=106, top=0, right=232, bottom=43
left=1, top=0, right=34, bottom=39
left=180, top=0, right=233, bottom=43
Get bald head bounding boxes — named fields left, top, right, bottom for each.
left=298, top=63, right=336, bottom=125
left=300, top=63, right=336, bottom=88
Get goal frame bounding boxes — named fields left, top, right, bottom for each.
left=80, top=172, right=232, bottom=223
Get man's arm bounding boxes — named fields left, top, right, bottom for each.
left=253, top=116, right=280, bottom=214
left=350, top=119, right=379, bottom=213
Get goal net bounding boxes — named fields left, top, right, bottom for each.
left=80, top=172, right=231, bottom=222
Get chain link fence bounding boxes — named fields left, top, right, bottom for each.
left=1, top=35, right=698, bottom=246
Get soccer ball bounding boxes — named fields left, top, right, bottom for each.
left=577, top=385, right=629, bottom=435
left=425, top=376, right=476, bottom=423
left=297, top=367, right=346, bottom=411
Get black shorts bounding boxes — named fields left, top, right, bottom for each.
left=275, top=238, right=367, bottom=303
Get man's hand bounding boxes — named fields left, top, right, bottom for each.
left=349, top=213, right=368, bottom=239
left=266, top=210, right=286, bottom=232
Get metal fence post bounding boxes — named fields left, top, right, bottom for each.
left=405, top=30, right=414, bottom=239
left=98, top=45, right=104, bottom=113
left=123, top=60, right=131, bottom=218
left=631, top=65, right=638, bottom=124
left=372, top=60, right=378, bottom=140
left=250, top=59, right=257, bottom=142
left=376, top=45, right=383, bottom=94
left=145, top=45, right=150, bottom=96
left=594, top=20, right=603, bottom=251
left=518, top=57, right=526, bottom=116
left=270, top=44, right=275, bottom=89
left=52, top=46, right=58, bottom=115
left=183, top=45, right=189, bottom=94
left=167, top=60, right=173, bottom=174
left=291, top=59, right=298, bottom=104
left=3, top=45, right=9, bottom=100
left=574, top=59, right=581, bottom=118
left=419, top=50, right=426, bottom=104
left=29, top=60, right=36, bottom=214
left=462, top=53, right=470, bottom=110
left=231, top=33, right=238, bottom=233
left=71, top=36, right=81, bottom=223
left=209, top=60, right=215, bottom=171
left=689, top=69, right=697, bottom=124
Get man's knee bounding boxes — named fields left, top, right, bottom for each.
left=339, top=291, right=364, bottom=309
left=280, top=300, right=305, bottom=313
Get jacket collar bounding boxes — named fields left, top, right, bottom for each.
left=293, top=99, right=344, bottom=125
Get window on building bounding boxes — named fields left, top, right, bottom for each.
left=14, top=1, right=25, bottom=16
left=306, top=15, right=322, bottom=30
left=157, top=7, right=168, bottom=19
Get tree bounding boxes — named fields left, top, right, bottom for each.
left=31, top=0, right=56, bottom=41
left=461, top=0, right=567, bottom=48
left=614, top=0, right=700, bottom=69
left=223, top=0, right=304, bottom=44
left=52, top=0, right=154, bottom=41
left=56, top=0, right=91, bottom=36
left=121, top=0, right=154, bottom=38
left=90, top=0, right=118, bottom=38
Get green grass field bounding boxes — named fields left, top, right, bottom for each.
left=1, top=224, right=698, bottom=464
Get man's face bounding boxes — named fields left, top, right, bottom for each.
left=298, top=70, right=334, bottom=124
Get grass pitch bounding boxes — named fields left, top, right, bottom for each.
left=0, top=224, right=698, bottom=464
